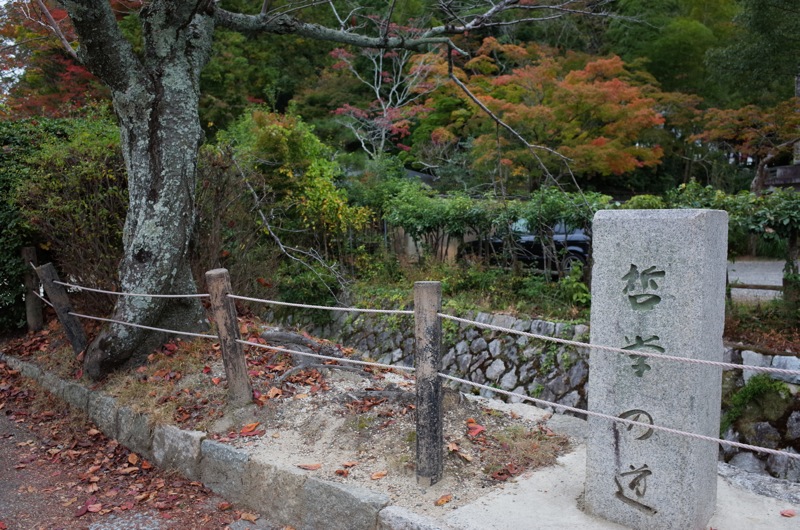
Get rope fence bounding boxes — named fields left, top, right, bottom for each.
left=30, top=289, right=54, bottom=309
left=229, top=293, right=414, bottom=315
left=438, top=373, right=800, bottom=461
left=23, top=261, right=800, bottom=491
left=438, top=313, right=800, bottom=378
left=53, top=280, right=210, bottom=299
left=237, top=339, right=416, bottom=372
left=67, top=311, right=220, bottom=340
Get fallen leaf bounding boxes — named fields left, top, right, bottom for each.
left=781, top=509, right=796, bottom=518
left=457, top=452, right=473, bottom=463
left=266, top=387, right=282, bottom=399
left=118, top=466, right=139, bottom=475
left=141, top=460, right=153, bottom=470
left=435, top=494, right=453, bottom=506
left=370, top=470, right=387, bottom=480
left=342, top=461, right=358, bottom=468
left=335, top=469, right=349, bottom=477
left=447, top=442, right=459, bottom=452
left=240, top=512, right=259, bottom=522
left=217, top=501, right=233, bottom=511
left=241, top=422, right=260, bottom=434
left=128, top=453, right=139, bottom=465
left=87, top=428, right=101, bottom=436
left=294, top=393, right=308, bottom=399
left=297, top=463, right=322, bottom=471
left=211, top=377, right=221, bottom=385
left=467, top=422, right=485, bottom=437
left=61, top=497, right=78, bottom=507
left=86, top=503, right=102, bottom=513
left=0, top=521, right=6, bottom=529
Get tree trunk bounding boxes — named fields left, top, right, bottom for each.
left=69, top=3, right=215, bottom=379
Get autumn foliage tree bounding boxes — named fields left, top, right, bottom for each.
left=410, top=39, right=668, bottom=193
left=1, top=0, right=616, bottom=379
left=695, top=99, right=800, bottom=194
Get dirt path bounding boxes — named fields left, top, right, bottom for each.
left=0, top=360, right=276, bottom=530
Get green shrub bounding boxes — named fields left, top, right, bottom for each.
left=14, top=114, right=126, bottom=313
left=0, top=118, right=71, bottom=332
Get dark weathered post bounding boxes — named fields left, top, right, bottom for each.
left=414, top=281, right=443, bottom=486
left=205, top=268, right=253, bottom=408
left=35, top=263, right=87, bottom=353
left=21, top=246, right=43, bottom=332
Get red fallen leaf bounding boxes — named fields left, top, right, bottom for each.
left=74, top=505, right=89, bottom=518
left=217, top=501, right=233, bottom=511
left=466, top=422, right=485, bottom=437
left=335, top=469, right=349, bottom=477
left=297, top=463, right=322, bottom=471
left=86, top=503, right=102, bottom=513
left=0, top=520, right=7, bottom=529
left=164, top=342, right=178, bottom=353
left=141, top=460, right=153, bottom=470
left=781, top=509, right=796, bottom=517
left=202, top=365, right=211, bottom=374
left=211, top=377, right=221, bottom=385
left=240, top=422, right=260, bottom=434
left=240, top=429, right=265, bottom=437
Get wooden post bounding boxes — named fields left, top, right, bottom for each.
left=414, top=281, right=443, bottom=486
left=35, top=263, right=87, bottom=353
left=206, top=268, right=253, bottom=408
left=21, top=246, right=43, bottom=332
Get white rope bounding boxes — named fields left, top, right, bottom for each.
left=236, top=339, right=416, bottom=372
left=438, top=373, right=800, bottom=460
left=30, top=290, right=54, bottom=308
left=68, top=312, right=219, bottom=340
left=438, top=313, right=800, bottom=377
left=53, top=280, right=209, bottom=299
left=228, top=294, right=414, bottom=315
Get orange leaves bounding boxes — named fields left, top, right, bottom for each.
left=240, top=422, right=265, bottom=437
left=434, top=494, right=453, bottom=506
left=781, top=509, right=796, bottom=518
left=370, top=470, right=388, bottom=480
left=297, top=463, right=322, bottom=471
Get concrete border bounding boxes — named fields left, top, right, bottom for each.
left=0, top=352, right=443, bottom=530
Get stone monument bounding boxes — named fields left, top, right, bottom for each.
left=584, top=209, right=728, bottom=529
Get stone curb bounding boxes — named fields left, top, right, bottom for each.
left=0, top=352, right=446, bottom=530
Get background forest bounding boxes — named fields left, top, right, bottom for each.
left=1, top=0, right=799, bottom=334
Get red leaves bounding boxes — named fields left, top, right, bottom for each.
left=466, top=418, right=486, bottom=438
left=297, top=463, right=322, bottom=471
left=781, top=509, right=796, bottom=518
left=347, top=397, right=386, bottom=413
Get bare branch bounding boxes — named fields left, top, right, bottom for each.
left=34, top=0, right=78, bottom=60
left=227, top=150, right=349, bottom=303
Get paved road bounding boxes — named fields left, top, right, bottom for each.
left=727, top=258, right=785, bottom=302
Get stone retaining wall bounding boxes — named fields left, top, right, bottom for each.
left=267, top=309, right=591, bottom=411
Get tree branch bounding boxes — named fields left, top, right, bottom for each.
left=33, top=0, right=78, bottom=61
